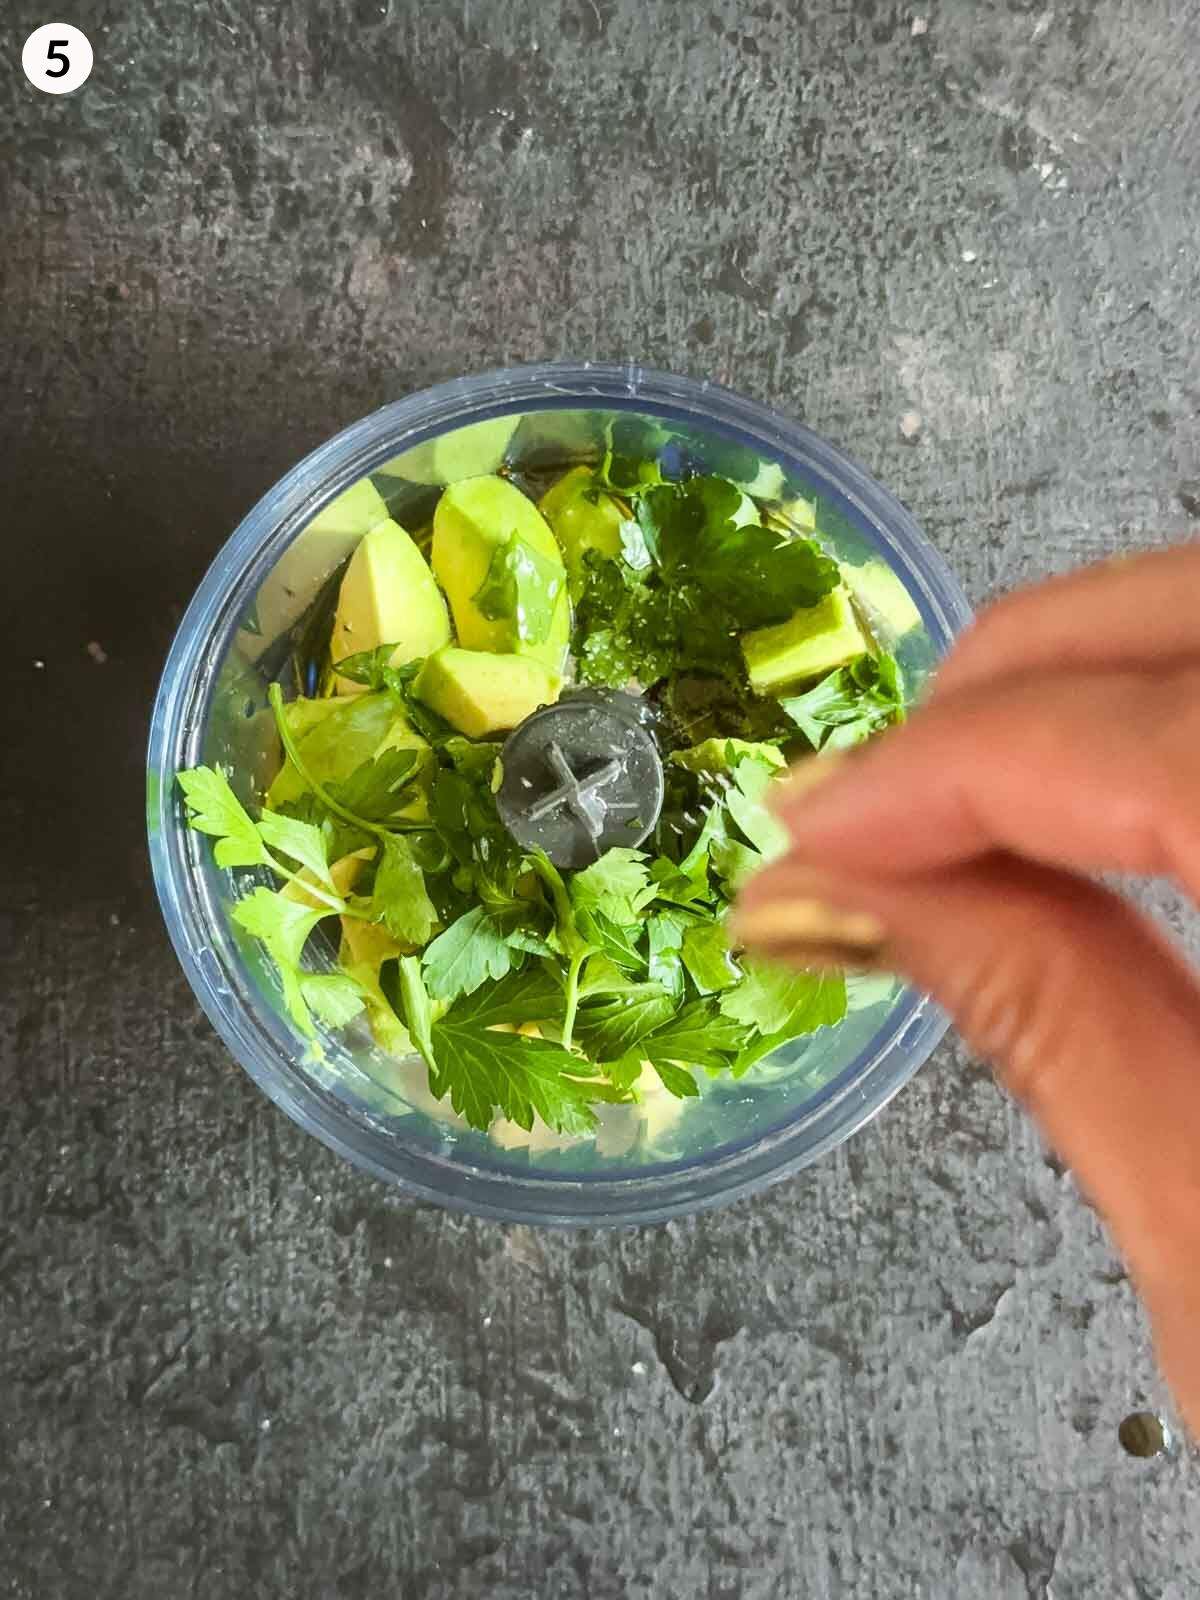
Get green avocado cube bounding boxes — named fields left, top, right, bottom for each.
left=740, top=585, right=868, bottom=693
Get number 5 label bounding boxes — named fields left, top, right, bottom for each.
left=23, top=23, right=93, bottom=94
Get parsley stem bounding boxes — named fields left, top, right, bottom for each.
left=560, top=948, right=586, bottom=1052
left=263, top=852, right=350, bottom=914
left=267, top=682, right=429, bottom=839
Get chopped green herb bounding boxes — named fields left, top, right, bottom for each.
left=638, top=999, right=751, bottom=1073
left=177, top=766, right=266, bottom=869
left=421, top=905, right=522, bottom=1003
left=680, top=920, right=741, bottom=994
left=429, top=991, right=607, bottom=1134
left=780, top=652, right=905, bottom=751
left=472, top=530, right=564, bottom=647
left=569, top=847, right=656, bottom=925
left=575, top=981, right=677, bottom=1064
left=372, top=833, right=437, bottom=946
left=231, top=887, right=335, bottom=1038
left=300, top=973, right=367, bottom=1028
left=646, top=911, right=688, bottom=999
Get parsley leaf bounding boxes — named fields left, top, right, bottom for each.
left=231, top=887, right=334, bottom=1037
left=422, top=905, right=522, bottom=1002
left=569, top=847, right=656, bottom=925
left=652, top=1060, right=701, bottom=1098
left=398, top=955, right=437, bottom=1068
left=618, top=516, right=654, bottom=571
left=573, top=906, right=644, bottom=972
left=780, top=652, right=906, bottom=751
left=373, top=833, right=438, bottom=946
left=328, top=648, right=461, bottom=748
left=639, top=476, right=839, bottom=628
left=574, top=981, right=676, bottom=1064
left=595, top=416, right=669, bottom=495
left=445, top=967, right=564, bottom=1028
left=179, top=766, right=350, bottom=908
left=719, top=959, right=832, bottom=1034
left=680, top=920, right=741, bottom=994
left=472, top=531, right=564, bottom=647
left=724, top=758, right=790, bottom=860
left=646, top=911, right=688, bottom=999
left=725, top=969, right=848, bottom=1077
left=408, top=964, right=608, bottom=1138
left=647, top=853, right=713, bottom=909
left=177, top=767, right=266, bottom=869
left=267, top=692, right=415, bottom=811
left=428, top=1021, right=603, bottom=1135
left=256, top=809, right=338, bottom=894
left=329, top=644, right=399, bottom=690
left=429, top=768, right=513, bottom=875
left=300, top=973, right=366, bottom=1028
left=638, top=999, right=751, bottom=1072
left=528, top=851, right=593, bottom=964
left=323, top=748, right=422, bottom=824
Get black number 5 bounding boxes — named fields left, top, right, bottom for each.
left=45, top=38, right=71, bottom=77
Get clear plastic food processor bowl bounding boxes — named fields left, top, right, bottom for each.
left=147, top=362, right=972, bottom=1225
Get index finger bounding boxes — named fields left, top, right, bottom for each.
left=932, top=543, right=1200, bottom=701
left=769, top=664, right=1200, bottom=898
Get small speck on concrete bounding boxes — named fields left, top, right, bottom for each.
left=961, top=249, right=978, bottom=263
left=260, top=1419, right=272, bottom=1432
left=911, top=16, right=929, bottom=35
left=631, top=1361, right=646, bottom=1375
left=899, top=410, right=923, bottom=443
left=483, top=1315, right=493, bottom=1329
left=33, top=659, right=45, bottom=669
left=87, top=640, right=108, bottom=664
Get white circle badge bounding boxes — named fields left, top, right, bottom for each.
left=23, top=24, right=93, bottom=95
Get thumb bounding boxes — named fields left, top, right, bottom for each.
left=733, top=851, right=1200, bottom=1434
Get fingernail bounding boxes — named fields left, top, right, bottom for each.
left=731, top=896, right=887, bottom=955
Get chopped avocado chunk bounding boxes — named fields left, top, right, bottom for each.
left=309, top=477, right=390, bottom=540
left=242, top=478, right=390, bottom=662
left=374, top=416, right=519, bottom=486
left=330, top=519, right=450, bottom=693
left=840, top=559, right=923, bottom=639
left=431, top=476, right=570, bottom=675
left=283, top=846, right=375, bottom=911
left=741, top=585, right=869, bottom=693
left=731, top=460, right=786, bottom=501
left=670, top=737, right=786, bottom=779
left=538, top=466, right=625, bottom=595
left=730, top=490, right=760, bottom=528
left=413, top=646, right=559, bottom=738
left=780, top=494, right=816, bottom=531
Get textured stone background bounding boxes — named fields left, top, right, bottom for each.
left=2, top=0, right=1199, bottom=1595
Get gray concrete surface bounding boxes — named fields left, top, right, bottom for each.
left=2, top=0, right=1199, bottom=1594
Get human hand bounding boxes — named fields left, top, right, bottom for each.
left=733, top=544, right=1200, bottom=1433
